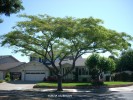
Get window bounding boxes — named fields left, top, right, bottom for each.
left=79, top=68, right=81, bottom=75
left=26, top=72, right=45, bottom=74
left=82, top=68, right=85, bottom=75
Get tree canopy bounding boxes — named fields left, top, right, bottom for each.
left=0, top=0, right=24, bottom=16
left=85, top=53, right=116, bottom=81
left=85, top=53, right=116, bottom=73
left=0, top=0, right=24, bottom=23
left=1, top=14, right=132, bottom=91
left=118, top=50, right=133, bottom=71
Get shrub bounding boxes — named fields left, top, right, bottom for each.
left=106, top=76, right=111, bottom=81
left=114, top=72, right=130, bottom=81
left=82, top=78, right=87, bottom=82
left=120, top=72, right=130, bottom=81
left=91, top=79, right=104, bottom=86
left=0, top=80, right=4, bottom=83
left=5, top=72, right=11, bottom=82
left=5, top=77, right=10, bottom=82
left=47, top=76, right=57, bottom=82
left=130, top=73, right=133, bottom=81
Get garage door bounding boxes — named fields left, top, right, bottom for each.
left=25, top=71, right=45, bottom=81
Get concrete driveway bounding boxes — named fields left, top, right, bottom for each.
left=0, top=81, right=37, bottom=90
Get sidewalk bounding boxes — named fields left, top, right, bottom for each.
left=24, top=88, right=108, bottom=93
left=25, top=85, right=133, bottom=93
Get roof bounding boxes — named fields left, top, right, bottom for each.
left=0, top=55, right=20, bottom=62
left=0, top=62, right=25, bottom=71
left=0, top=55, right=11, bottom=60
left=55, top=57, right=86, bottom=67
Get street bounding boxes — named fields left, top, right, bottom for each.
left=0, top=81, right=133, bottom=100
left=0, top=86, right=133, bottom=100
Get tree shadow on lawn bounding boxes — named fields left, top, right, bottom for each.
left=0, top=89, right=127, bottom=100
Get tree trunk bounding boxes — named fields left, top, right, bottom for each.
left=57, top=74, right=63, bottom=91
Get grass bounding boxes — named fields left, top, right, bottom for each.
left=104, top=81, right=133, bottom=86
left=35, top=81, right=133, bottom=87
left=36, top=82, right=91, bottom=87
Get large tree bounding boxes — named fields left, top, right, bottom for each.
left=117, top=50, right=133, bottom=71
left=0, top=0, right=24, bottom=22
left=1, top=14, right=132, bottom=91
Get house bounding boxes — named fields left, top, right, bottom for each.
left=0, top=55, right=25, bottom=80
left=54, top=56, right=90, bottom=81
left=0, top=55, right=90, bottom=81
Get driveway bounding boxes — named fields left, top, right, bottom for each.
left=0, top=81, right=37, bottom=90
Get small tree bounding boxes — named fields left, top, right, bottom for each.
left=85, top=54, right=116, bottom=83
left=5, top=72, right=11, bottom=82
left=1, top=14, right=132, bottom=91
left=99, top=56, right=116, bottom=73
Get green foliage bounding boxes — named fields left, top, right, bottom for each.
left=99, top=57, right=116, bottom=72
left=0, top=0, right=24, bottom=23
left=0, top=14, right=132, bottom=90
left=89, top=68, right=99, bottom=80
left=5, top=72, right=11, bottom=82
left=85, top=53, right=116, bottom=84
left=1, top=14, right=132, bottom=59
left=85, top=54, right=101, bottom=81
left=114, top=72, right=131, bottom=81
left=91, top=80, right=104, bottom=86
left=85, top=53, right=116, bottom=73
left=104, top=81, right=133, bottom=85
left=0, top=80, right=4, bottom=83
left=118, top=50, right=133, bottom=71
left=0, top=0, right=24, bottom=16
left=130, top=73, right=133, bottom=81
left=35, top=82, right=133, bottom=87
left=85, top=53, right=100, bottom=69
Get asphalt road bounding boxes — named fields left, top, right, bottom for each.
left=0, top=87, right=133, bottom=100
left=0, top=81, right=133, bottom=100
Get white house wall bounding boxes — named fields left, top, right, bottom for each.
left=0, top=71, right=3, bottom=80
left=62, top=64, right=90, bottom=81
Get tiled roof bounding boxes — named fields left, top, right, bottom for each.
left=0, top=62, right=25, bottom=70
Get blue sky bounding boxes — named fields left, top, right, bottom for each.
left=0, top=0, right=133, bottom=62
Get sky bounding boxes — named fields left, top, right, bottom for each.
left=0, top=0, right=133, bottom=62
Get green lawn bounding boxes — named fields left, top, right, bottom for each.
left=35, top=81, right=133, bottom=87
left=36, top=82, right=91, bottom=87
left=104, top=81, right=133, bottom=86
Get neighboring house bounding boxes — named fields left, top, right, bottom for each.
left=0, top=55, right=89, bottom=81
left=0, top=55, right=49, bottom=81
left=0, top=55, right=25, bottom=80
left=30, top=56, right=90, bottom=81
